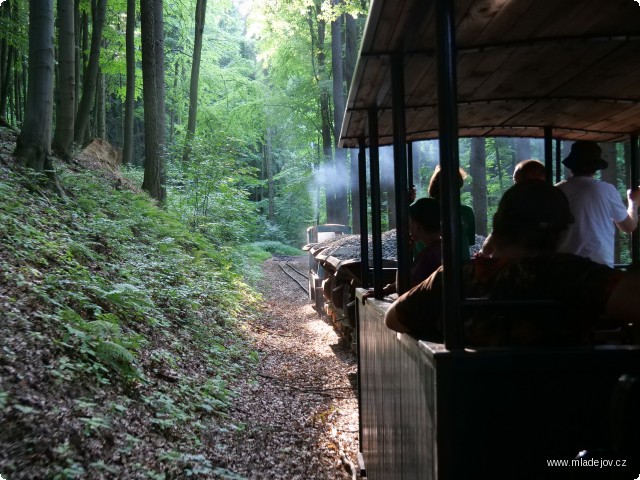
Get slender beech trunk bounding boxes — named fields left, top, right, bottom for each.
left=52, top=0, right=75, bottom=159
left=182, top=0, right=207, bottom=163
left=140, top=0, right=166, bottom=202
left=1, top=45, right=14, bottom=124
left=122, top=0, right=136, bottom=165
left=95, top=69, right=105, bottom=139
left=169, top=60, right=177, bottom=144
left=344, top=13, right=357, bottom=88
left=74, top=0, right=107, bottom=146
left=266, top=127, right=275, bottom=221
left=495, top=138, right=504, bottom=190
left=515, top=137, right=531, bottom=161
left=308, top=2, right=335, bottom=223
left=350, top=149, right=360, bottom=233
left=470, top=137, right=488, bottom=236
left=153, top=0, right=166, bottom=152
left=331, top=1, right=348, bottom=225
left=74, top=0, right=81, bottom=114
left=13, top=55, right=21, bottom=124
left=600, top=143, right=620, bottom=263
left=0, top=0, right=10, bottom=124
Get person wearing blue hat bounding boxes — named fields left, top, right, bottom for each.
left=556, top=140, right=640, bottom=267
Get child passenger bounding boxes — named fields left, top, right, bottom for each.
left=365, top=198, right=442, bottom=298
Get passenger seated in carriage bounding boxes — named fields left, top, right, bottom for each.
left=478, top=159, right=546, bottom=258
left=428, top=165, right=475, bottom=260
left=384, top=181, right=640, bottom=347
left=364, top=197, right=442, bottom=298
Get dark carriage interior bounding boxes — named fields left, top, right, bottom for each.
left=337, top=0, right=640, bottom=478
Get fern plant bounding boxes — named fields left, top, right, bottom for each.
left=58, top=308, right=143, bottom=382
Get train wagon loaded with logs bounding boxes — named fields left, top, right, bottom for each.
left=304, top=226, right=398, bottom=350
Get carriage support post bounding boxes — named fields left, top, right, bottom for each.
left=368, top=108, right=384, bottom=298
left=435, top=0, right=464, bottom=351
left=391, top=52, right=411, bottom=295
left=358, top=136, right=370, bottom=289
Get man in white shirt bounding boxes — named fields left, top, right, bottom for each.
left=555, top=141, right=640, bottom=266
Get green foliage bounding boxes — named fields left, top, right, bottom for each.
left=165, top=143, right=260, bottom=245
left=57, top=307, right=142, bottom=382
left=0, top=154, right=260, bottom=477
left=0, top=2, right=29, bottom=52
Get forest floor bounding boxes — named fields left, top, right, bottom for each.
left=214, top=255, right=361, bottom=480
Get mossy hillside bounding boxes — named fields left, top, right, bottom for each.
left=0, top=158, right=263, bottom=479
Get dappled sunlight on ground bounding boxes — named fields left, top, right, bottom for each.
left=217, top=256, right=360, bottom=479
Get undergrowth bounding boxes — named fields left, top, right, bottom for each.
left=0, top=155, right=265, bottom=479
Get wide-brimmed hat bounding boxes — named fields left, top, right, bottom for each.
left=562, top=141, right=608, bottom=171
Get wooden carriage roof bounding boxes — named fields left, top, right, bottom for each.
left=339, top=0, right=640, bottom=148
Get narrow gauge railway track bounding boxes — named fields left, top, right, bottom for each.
left=273, top=256, right=309, bottom=296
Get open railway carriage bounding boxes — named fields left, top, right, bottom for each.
left=339, top=0, right=640, bottom=478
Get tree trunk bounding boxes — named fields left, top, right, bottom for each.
left=344, top=12, right=357, bottom=90
left=169, top=60, right=177, bottom=144
left=0, top=0, right=12, bottom=124
left=134, top=112, right=144, bottom=167
left=52, top=0, right=75, bottom=159
left=515, top=137, right=531, bottom=161
left=153, top=0, right=166, bottom=151
left=13, top=55, right=21, bottom=124
left=182, top=0, right=206, bottom=163
left=344, top=18, right=363, bottom=230
left=74, top=0, right=107, bottom=146
left=95, top=69, right=105, bottom=139
left=1, top=45, right=14, bottom=124
left=470, top=137, right=488, bottom=236
left=494, top=138, right=504, bottom=190
left=600, top=142, right=620, bottom=263
left=331, top=0, right=348, bottom=225
left=382, top=152, right=395, bottom=229
left=308, top=3, right=336, bottom=223
left=15, top=0, right=55, bottom=172
left=266, top=127, right=275, bottom=221
left=0, top=5, right=6, bottom=96
left=350, top=149, right=359, bottom=233
left=74, top=0, right=81, bottom=114
left=122, top=0, right=135, bottom=165
left=140, top=0, right=166, bottom=203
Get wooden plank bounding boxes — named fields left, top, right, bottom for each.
left=352, top=57, right=390, bottom=110
left=404, top=54, right=438, bottom=108
left=554, top=41, right=640, bottom=98
left=455, top=0, right=537, bottom=45
left=587, top=104, right=640, bottom=133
